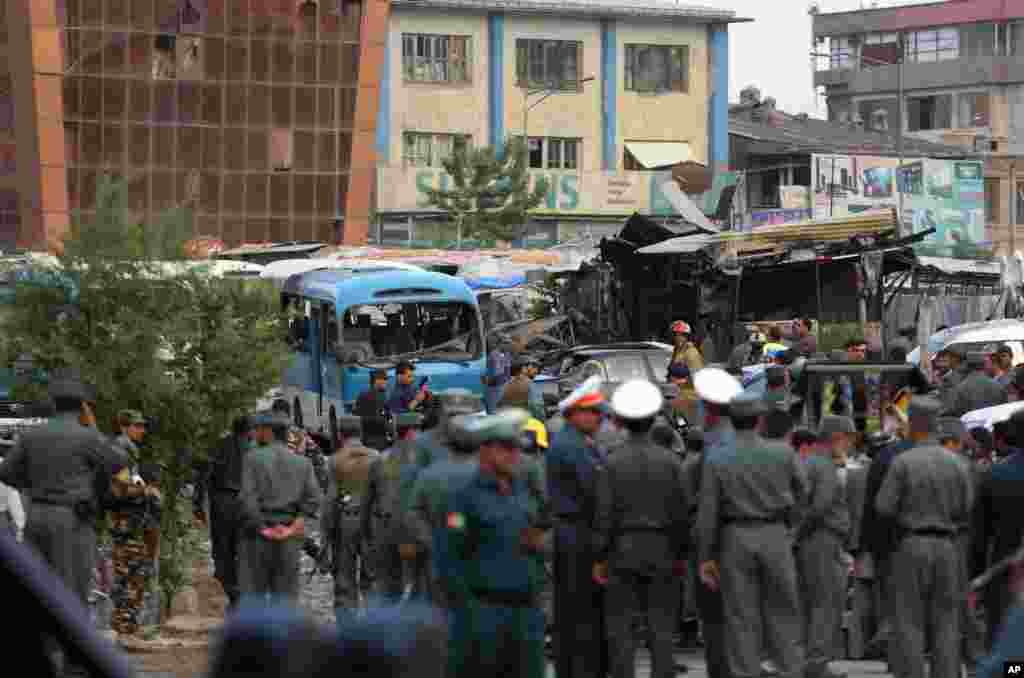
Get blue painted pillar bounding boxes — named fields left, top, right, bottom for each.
left=709, top=25, right=730, bottom=172
left=488, top=14, right=505, bottom=152
left=601, top=19, right=618, bottom=170
left=375, top=29, right=392, bottom=162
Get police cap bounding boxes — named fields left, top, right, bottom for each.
left=118, top=409, right=146, bottom=426
left=610, top=379, right=664, bottom=420
left=728, top=392, right=770, bottom=419
left=936, top=417, right=965, bottom=441
left=471, top=408, right=531, bottom=446
left=693, top=368, right=743, bottom=405
left=48, top=370, right=97, bottom=403
left=448, top=414, right=482, bottom=450
left=437, top=388, right=483, bottom=416
left=907, top=395, right=942, bottom=431
left=818, top=415, right=857, bottom=437
left=337, top=415, right=362, bottom=435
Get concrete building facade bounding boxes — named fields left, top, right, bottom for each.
left=812, top=0, right=1024, bottom=253
left=373, top=0, right=740, bottom=245
left=0, top=0, right=391, bottom=252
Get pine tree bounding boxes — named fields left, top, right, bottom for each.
left=420, top=137, right=549, bottom=243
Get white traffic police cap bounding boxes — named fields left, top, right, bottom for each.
left=610, top=379, right=664, bottom=420
left=558, top=375, right=606, bottom=414
left=693, top=367, right=743, bottom=405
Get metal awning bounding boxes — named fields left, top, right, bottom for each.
left=624, top=142, right=690, bottom=169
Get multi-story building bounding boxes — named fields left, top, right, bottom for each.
left=374, top=0, right=742, bottom=245
left=811, top=0, right=1024, bottom=253
left=0, top=0, right=390, bottom=252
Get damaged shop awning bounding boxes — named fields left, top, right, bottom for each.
left=624, top=142, right=691, bottom=169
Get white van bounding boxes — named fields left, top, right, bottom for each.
left=907, top=319, right=1024, bottom=367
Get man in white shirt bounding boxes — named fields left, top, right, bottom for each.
left=0, top=455, right=26, bottom=540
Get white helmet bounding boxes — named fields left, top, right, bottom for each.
left=610, top=379, right=664, bottom=420
left=693, top=367, right=743, bottom=405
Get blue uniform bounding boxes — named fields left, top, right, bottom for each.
left=546, top=424, right=608, bottom=678
left=444, top=470, right=546, bottom=678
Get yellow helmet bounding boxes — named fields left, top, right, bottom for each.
left=523, top=417, right=549, bottom=449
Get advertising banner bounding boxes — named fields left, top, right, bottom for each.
left=812, top=154, right=987, bottom=258
left=378, top=166, right=685, bottom=217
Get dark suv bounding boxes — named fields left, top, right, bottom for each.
left=534, top=342, right=675, bottom=413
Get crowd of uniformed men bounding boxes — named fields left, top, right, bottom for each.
left=3, top=319, right=1024, bottom=678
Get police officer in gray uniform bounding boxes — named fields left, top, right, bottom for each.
left=239, top=411, right=322, bottom=602
left=875, top=396, right=974, bottom=678
left=0, top=374, right=129, bottom=607
left=795, top=415, right=851, bottom=678
left=361, top=412, right=426, bottom=603
left=593, top=380, right=692, bottom=678
left=696, top=391, right=808, bottom=678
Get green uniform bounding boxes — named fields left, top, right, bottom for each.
left=361, top=438, right=426, bottom=602
left=109, top=434, right=162, bottom=636
left=239, top=440, right=322, bottom=601
left=445, top=469, right=547, bottom=678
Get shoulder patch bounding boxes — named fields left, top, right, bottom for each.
left=446, top=512, right=466, bottom=530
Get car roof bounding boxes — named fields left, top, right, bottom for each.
left=567, top=342, right=673, bottom=355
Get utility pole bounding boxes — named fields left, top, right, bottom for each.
left=1011, top=161, right=1018, bottom=255
left=896, top=36, right=905, bottom=235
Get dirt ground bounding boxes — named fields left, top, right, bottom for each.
left=129, top=562, right=224, bottom=678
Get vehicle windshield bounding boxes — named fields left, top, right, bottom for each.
left=341, top=301, right=483, bottom=362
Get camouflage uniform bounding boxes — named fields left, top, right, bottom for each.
left=109, top=433, right=161, bottom=636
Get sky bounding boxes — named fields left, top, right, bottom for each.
left=725, top=0, right=938, bottom=116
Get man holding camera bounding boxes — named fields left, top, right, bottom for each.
left=389, top=362, right=430, bottom=415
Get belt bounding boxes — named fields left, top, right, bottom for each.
left=556, top=513, right=583, bottom=522
left=31, top=497, right=73, bottom=508
left=472, top=589, right=537, bottom=608
left=903, top=527, right=956, bottom=539
left=213, top=488, right=240, bottom=495
left=617, top=526, right=668, bottom=534
left=374, top=512, right=393, bottom=521
left=724, top=516, right=783, bottom=526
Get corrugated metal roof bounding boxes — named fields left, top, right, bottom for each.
left=392, top=0, right=739, bottom=21
left=729, top=112, right=970, bottom=158
left=814, top=0, right=1023, bottom=36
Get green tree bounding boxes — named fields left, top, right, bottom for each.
left=4, top=175, right=290, bottom=613
left=420, top=137, right=549, bottom=243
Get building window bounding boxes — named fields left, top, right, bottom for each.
left=985, top=178, right=1001, bottom=224
left=862, top=33, right=900, bottom=68
left=401, top=34, right=471, bottom=84
left=858, top=98, right=899, bottom=132
left=829, top=37, right=855, bottom=69
left=271, top=128, right=294, bottom=171
left=624, top=45, right=689, bottom=92
left=1017, top=183, right=1024, bottom=225
left=958, top=92, right=990, bottom=128
left=905, top=28, right=959, bottom=62
left=522, top=137, right=579, bottom=170
left=403, top=132, right=470, bottom=168
left=960, top=23, right=995, bottom=58
left=515, top=40, right=581, bottom=91
left=1010, top=22, right=1024, bottom=56
left=907, top=94, right=952, bottom=131
left=0, top=77, right=13, bottom=134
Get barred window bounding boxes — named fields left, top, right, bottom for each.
left=624, top=45, right=688, bottom=93
left=521, top=136, right=579, bottom=170
left=402, top=34, right=471, bottom=84
left=905, top=28, right=959, bottom=62
left=515, top=39, right=581, bottom=91
left=403, top=132, right=470, bottom=168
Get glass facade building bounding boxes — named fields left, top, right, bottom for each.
left=1, top=0, right=386, bottom=251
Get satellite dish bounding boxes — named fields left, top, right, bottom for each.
left=808, top=2, right=820, bottom=15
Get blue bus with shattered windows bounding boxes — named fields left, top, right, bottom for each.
left=279, top=268, right=487, bottom=439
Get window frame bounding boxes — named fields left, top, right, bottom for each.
left=401, top=33, right=472, bottom=84
left=515, top=39, right=582, bottom=91
left=521, top=136, right=581, bottom=171
left=829, top=36, right=856, bottom=69
left=906, top=93, right=953, bottom=132
left=402, top=131, right=471, bottom=168
left=624, top=44, right=690, bottom=93
left=957, top=91, right=990, bottom=128
left=905, top=28, right=959, bottom=62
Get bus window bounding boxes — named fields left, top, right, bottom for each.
left=323, top=303, right=339, bottom=356
left=282, top=295, right=310, bottom=351
left=338, top=301, right=482, bottom=363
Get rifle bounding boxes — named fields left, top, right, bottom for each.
left=970, top=542, right=1024, bottom=593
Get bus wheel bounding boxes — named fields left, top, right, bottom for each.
left=328, top=407, right=338, bottom=452
left=293, top=398, right=303, bottom=428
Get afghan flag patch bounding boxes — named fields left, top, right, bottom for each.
left=447, top=512, right=466, bottom=530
